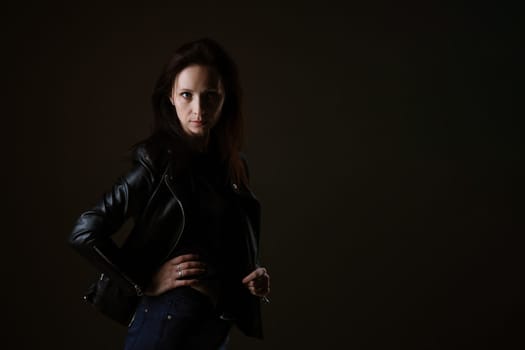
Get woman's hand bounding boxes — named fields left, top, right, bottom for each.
left=144, top=254, right=206, bottom=296
left=242, top=267, right=270, bottom=298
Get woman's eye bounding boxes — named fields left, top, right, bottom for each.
left=205, top=92, right=219, bottom=101
left=181, top=92, right=192, bottom=99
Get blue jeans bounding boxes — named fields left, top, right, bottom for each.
left=124, top=287, right=232, bottom=350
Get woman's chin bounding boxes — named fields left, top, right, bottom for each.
left=189, top=129, right=207, bottom=137
left=182, top=129, right=210, bottom=144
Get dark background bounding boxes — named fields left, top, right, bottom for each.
left=3, top=1, right=520, bottom=349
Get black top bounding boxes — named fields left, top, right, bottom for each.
left=167, top=150, right=247, bottom=313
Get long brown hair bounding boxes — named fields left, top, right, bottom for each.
left=133, top=38, right=248, bottom=187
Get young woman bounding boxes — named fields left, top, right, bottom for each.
left=69, top=38, right=270, bottom=349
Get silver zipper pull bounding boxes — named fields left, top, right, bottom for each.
left=134, top=284, right=143, bottom=296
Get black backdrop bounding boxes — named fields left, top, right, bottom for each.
left=3, top=1, right=520, bottom=349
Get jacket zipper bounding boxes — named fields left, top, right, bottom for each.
left=86, top=157, right=184, bottom=299
left=162, top=173, right=186, bottom=261
left=93, top=245, right=144, bottom=296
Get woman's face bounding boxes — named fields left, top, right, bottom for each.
left=170, top=64, right=225, bottom=138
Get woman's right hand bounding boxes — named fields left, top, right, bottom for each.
left=143, top=254, right=206, bottom=296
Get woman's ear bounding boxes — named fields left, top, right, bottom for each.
left=169, top=96, right=174, bottom=106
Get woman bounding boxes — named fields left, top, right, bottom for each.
left=69, top=38, right=270, bottom=350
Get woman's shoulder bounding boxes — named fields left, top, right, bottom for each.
left=130, top=134, right=174, bottom=176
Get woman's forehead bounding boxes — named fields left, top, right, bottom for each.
left=174, top=65, right=222, bottom=91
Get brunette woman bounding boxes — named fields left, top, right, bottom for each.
left=69, top=38, right=270, bottom=350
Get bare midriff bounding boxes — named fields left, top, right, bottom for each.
left=191, top=283, right=218, bottom=307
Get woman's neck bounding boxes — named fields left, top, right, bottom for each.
left=184, top=132, right=210, bottom=154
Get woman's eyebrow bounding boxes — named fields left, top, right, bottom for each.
left=177, top=87, right=219, bottom=92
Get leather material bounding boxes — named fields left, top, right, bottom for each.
left=69, top=144, right=263, bottom=338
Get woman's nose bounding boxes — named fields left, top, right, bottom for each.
left=192, top=97, right=206, bottom=117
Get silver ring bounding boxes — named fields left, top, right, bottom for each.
left=178, top=270, right=183, bottom=278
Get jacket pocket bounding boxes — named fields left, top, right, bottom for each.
left=83, top=273, right=140, bottom=327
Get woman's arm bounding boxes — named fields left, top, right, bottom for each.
left=238, top=153, right=271, bottom=302
left=68, top=145, right=156, bottom=295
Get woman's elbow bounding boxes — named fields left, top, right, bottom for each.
left=67, top=213, right=98, bottom=252
left=68, top=227, right=91, bottom=253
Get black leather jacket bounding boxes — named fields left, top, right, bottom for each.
left=69, top=144, right=263, bottom=338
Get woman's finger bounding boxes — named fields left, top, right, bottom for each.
left=173, top=268, right=205, bottom=279
left=246, top=274, right=269, bottom=287
left=171, top=278, right=198, bottom=289
left=169, top=254, right=201, bottom=265
left=253, top=278, right=269, bottom=289
left=248, top=285, right=270, bottom=297
left=242, top=267, right=267, bottom=284
left=175, top=261, right=206, bottom=270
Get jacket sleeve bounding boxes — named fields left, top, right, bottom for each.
left=68, top=145, right=156, bottom=296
